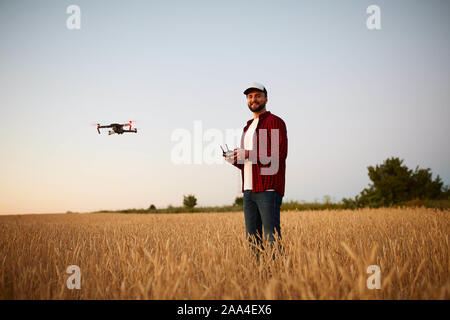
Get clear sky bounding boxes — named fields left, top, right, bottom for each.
left=0, top=0, right=449, bottom=214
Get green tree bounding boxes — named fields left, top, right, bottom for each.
left=409, top=166, right=444, bottom=200
left=355, top=157, right=448, bottom=207
left=183, top=194, right=197, bottom=209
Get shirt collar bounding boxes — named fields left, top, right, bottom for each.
left=246, top=110, right=271, bottom=125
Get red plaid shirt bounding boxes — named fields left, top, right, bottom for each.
left=233, top=111, right=288, bottom=196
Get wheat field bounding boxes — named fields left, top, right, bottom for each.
left=0, top=207, right=448, bottom=299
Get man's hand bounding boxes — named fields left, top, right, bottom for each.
left=224, top=148, right=249, bottom=164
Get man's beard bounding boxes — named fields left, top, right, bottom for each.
left=248, top=102, right=266, bottom=113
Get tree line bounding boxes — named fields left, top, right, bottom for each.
left=91, top=156, right=449, bottom=214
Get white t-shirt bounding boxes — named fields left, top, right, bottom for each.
left=243, top=117, right=274, bottom=192
left=244, top=118, right=259, bottom=191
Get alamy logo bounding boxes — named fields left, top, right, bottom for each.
left=170, top=121, right=281, bottom=175
left=366, top=5, right=381, bottom=30
left=366, top=265, right=381, bottom=289
left=66, top=5, right=81, bottom=30
left=66, top=265, right=81, bottom=289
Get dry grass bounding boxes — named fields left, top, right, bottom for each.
left=0, top=207, right=448, bottom=299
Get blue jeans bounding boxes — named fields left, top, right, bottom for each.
left=243, top=190, right=283, bottom=252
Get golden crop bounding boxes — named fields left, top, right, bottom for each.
left=0, top=207, right=448, bottom=299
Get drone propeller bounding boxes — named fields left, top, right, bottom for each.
left=125, top=120, right=137, bottom=129
left=90, top=122, right=101, bottom=133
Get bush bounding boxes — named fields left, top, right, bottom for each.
left=352, top=157, right=448, bottom=208
left=234, top=196, right=243, bottom=207
left=183, top=194, right=197, bottom=209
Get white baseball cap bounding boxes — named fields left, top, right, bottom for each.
left=243, top=82, right=267, bottom=95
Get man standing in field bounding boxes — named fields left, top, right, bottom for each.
left=224, top=82, right=288, bottom=257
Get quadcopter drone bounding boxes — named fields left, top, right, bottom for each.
left=96, top=121, right=137, bottom=135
